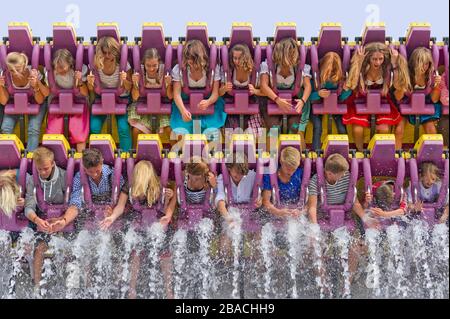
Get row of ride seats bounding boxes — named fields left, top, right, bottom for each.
left=0, top=132, right=448, bottom=233
left=1, top=22, right=448, bottom=140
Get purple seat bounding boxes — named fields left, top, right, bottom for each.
left=44, top=23, right=85, bottom=120
left=398, top=24, right=440, bottom=140
left=362, top=134, right=405, bottom=229
left=0, top=23, right=41, bottom=144
left=220, top=134, right=261, bottom=232
left=33, top=134, right=75, bottom=232
left=174, top=134, right=215, bottom=230
left=126, top=134, right=170, bottom=229
left=177, top=23, right=218, bottom=116
left=221, top=23, right=261, bottom=120
left=354, top=25, right=391, bottom=116
left=408, top=135, right=448, bottom=226
left=314, top=135, right=357, bottom=231
left=132, top=23, right=172, bottom=119
left=0, top=134, right=29, bottom=232
left=266, top=24, right=306, bottom=117
left=88, top=23, right=128, bottom=115
left=80, top=134, right=124, bottom=231
left=271, top=135, right=311, bottom=209
left=310, top=23, right=350, bottom=117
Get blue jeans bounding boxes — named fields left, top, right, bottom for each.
left=90, top=113, right=132, bottom=152
left=311, top=113, right=347, bottom=151
left=1, top=101, right=47, bottom=151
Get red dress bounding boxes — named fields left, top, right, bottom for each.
left=342, top=82, right=402, bottom=127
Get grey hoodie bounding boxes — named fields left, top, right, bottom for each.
left=25, top=166, right=67, bottom=219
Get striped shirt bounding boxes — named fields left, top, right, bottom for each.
left=308, top=172, right=350, bottom=205
left=98, top=63, right=131, bottom=89
left=69, top=164, right=125, bottom=209
left=184, top=177, right=207, bottom=204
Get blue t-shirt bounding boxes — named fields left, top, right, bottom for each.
left=263, top=168, right=303, bottom=204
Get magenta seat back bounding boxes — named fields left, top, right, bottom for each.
left=90, top=141, right=115, bottom=166
left=136, top=139, right=163, bottom=176
left=274, top=26, right=297, bottom=44
left=42, top=140, right=69, bottom=169
left=230, top=26, right=255, bottom=55
left=406, top=26, right=431, bottom=57
left=141, top=25, right=166, bottom=60
left=0, top=140, right=22, bottom=168
left=362, top=26, right=386, bottom=46
left=318, top=26, right=343, bottom=57
left=416, top=138, right=445, bottom=170
left=7, top=25, right=35, bottom=60
left=324, top=140, right=349, bottom=161
left=181, top=136, right=208, bottom=163
left=369, top=140, right=397, bottom=176
left=186, top=26, right=210, bottom=52
left=231, top=137, right=257, bottom=170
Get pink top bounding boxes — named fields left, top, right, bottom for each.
left=440, top=73, right=449, bottom=106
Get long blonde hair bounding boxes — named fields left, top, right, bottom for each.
left=182, top=39, right=209, bottom=72
left=320, top=52, right=343, bottom=85
left=6, top=52, right=28, bottom=74
left=409, top=47, right=434, bottom=88
left=346, top=42, right=410, bottom=96
left=0, top=172, right=20, bottom=218
left=230, top=44, right=253, bottom=74
left=272, top=38, right=299, bottom=68
left=95, top=36, right=121, bottom=71
left=420, top=162, right=440, bottom=181
left=131, top=161, right=161, bottom=207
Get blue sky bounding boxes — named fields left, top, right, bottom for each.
left=0, top=0, right=448, bottom=40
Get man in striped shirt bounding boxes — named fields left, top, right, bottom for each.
left=307, top=153, right=378, bottom=229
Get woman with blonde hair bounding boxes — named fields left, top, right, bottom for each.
left=0, top=52, right=50, bottom=151
left=309, top=51, right=352, bottom=150
left=259, top=38, right=312, bottom=149
left=343, top=42, right=411, bottom=151
left=0, top=170, right=24, bottom=218
left=100, top=160, right=176, bottom=299
left=87, top=36, right=132, bottom=151
left=404, top=47, right=444, bottom=134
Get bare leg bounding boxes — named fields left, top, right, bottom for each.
left=33, top=242, right=48, bottom=288
left=160, top=254, right=174, bottom=299
left=128, top=250, right=140, bottom=299
left=76, top=142, right=86, bottom=153
left=352, top=125, right=365, bottom=152
left=423, top=120, right=437, bottom=134
left=299, top=131, right=306, bottom=151
left=132, top=127, right=142, bottom=150
left=393, top=118, right=406, bottom=150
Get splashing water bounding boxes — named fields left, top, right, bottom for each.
left=120, top=227, right=141, bottom=299
left=146, top=222, right=166, bottom=298
left=227, top=208, right=243, bottom=299
left=197, top=218, right=214, bottom=299
left=385, top=224, right=408, bottom=298
left=261, top=223, right=275, bottom=299
left=332, top=226, right=352, bottom=299
left=365, top=228, right=382, bottom=297
left=172, top=229, right=187, bottom=299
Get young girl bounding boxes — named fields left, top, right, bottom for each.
left=100, top=160, right=177, bottom=299
left=46, top=49, right=90, bottom=152
left=309, top=52, right=351, bottom=150
left=87, top=36, right=132, bottom=152
left=0, top=52, right=50, bottom=151
left=405, top=47, right=444, bottom=134
left=170, top=39, right=226, bottom=140
left=259, top=38, right=312, bottom=149
left=184, top=156, right=217, bottom=204
left=130, top=48, right=173, bottom=148
left=344, top=43, right=411, bottom=151
left=220, top=44, right=265, bottom=135
left=406, top=162, right=449, bottom=224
